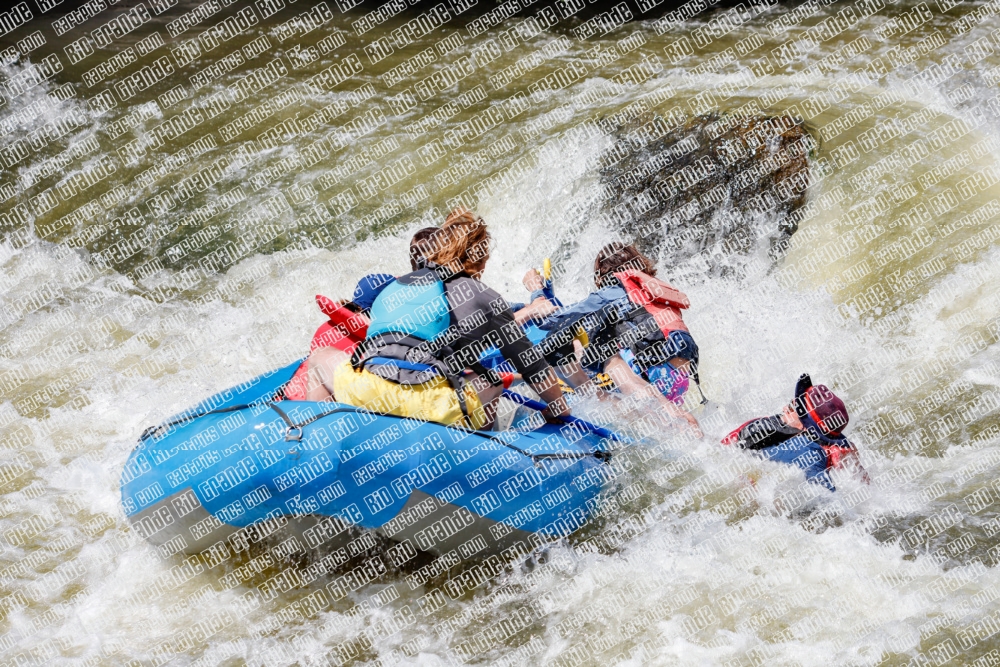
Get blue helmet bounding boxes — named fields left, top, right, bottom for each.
left=351, top=273, right=395, bottom=312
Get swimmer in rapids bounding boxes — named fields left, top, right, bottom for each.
left=722, top=374, right=870, bottom=491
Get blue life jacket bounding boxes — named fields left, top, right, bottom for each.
left=351, top=267, right=463, bottom=395
left=536, top=286, right=631, bottom=337
left=366, top=270, right=451, bottom=342
left=478, top=324, right=546, bottom=373
left=758, top=434, right=835, bottom=491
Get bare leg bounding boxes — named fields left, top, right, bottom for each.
left=560, top=340, right=606, bottom=399
left=556, top=359, right=596, bottom=395
left=304, top=347, right=351, bottom=401
left=604, top=355, right=702, bottom=437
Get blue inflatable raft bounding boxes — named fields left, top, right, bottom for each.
left=120, top=360, right=614, bottom=564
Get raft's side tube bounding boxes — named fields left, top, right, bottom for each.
left=122, top=396, right=612, bottom=560
left=139, top=360, right=303, bottom=442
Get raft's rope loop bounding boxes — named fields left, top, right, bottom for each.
left=264, top=404, right=609, bottom=464
left=138, top=402, right=610, bottom=465
left=138, top=403, right=254, bottom=442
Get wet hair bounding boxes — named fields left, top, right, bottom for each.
left=594, top=242, right=657, bottom=287
left=339, top=299, right=363, bottom=314
left=424, top=209, right=491, bottom=277
left=409, top=226, right=438, bottom=270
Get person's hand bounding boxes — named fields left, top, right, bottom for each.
left=843, top=450, right=871, bottom=485
left=781, top=403, right=803, bottom=430
left=661, top=399, right=703, bottom=438
left=683, top=412, right=704, bottom=438
left=523, top=268, right=544, bottom=292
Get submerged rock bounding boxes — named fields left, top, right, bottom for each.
left=599, top=112, right=816, bottom=275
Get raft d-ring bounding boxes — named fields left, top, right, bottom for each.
left=285, top=426, right=303, bottom=442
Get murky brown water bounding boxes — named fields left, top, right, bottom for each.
left=2, top=0, right=1000, bottom=663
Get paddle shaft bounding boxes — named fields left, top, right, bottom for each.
left=501, top=390, right=628, bottom=442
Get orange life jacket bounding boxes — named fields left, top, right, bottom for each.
left=615, top=270, right=689, bottom=337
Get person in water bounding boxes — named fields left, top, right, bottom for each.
left=308, top=209, right=571, bottom=429
left=722, top=374, right=869, bottom=491
left=526, top=242, right=703, bottom=435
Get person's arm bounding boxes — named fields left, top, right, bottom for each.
left=604, top=355, right=702, bottom=436
left=446, top=278, right=570, bottom=419
left=724, top=415, right=798, bottom=450
left=513, top=297, right=557, bottom=325
left=512, top=269, right=557, bottom=325
left=722, top=419, right=760, bottom=446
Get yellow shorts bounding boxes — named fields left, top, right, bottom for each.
left=332, top=361, right=487, bottom=429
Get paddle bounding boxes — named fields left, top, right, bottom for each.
left=539, top=258, right=564, bottom=308
left=501, top=389, right=631, bottom=443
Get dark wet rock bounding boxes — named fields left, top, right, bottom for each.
left=599, top=112, right=815, bottom=276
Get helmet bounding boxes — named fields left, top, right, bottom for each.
left=797, top=382, right=849, bottom=436
left=351, top=273, right=395, bottom=312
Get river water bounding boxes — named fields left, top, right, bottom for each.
left=2, top=0, right=1000, bottom=664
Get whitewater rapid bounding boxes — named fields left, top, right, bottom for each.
left=2, top=0, right=1000, bottom=664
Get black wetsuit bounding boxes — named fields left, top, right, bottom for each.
left=441, top=274, right=552, bottom=385
left=730, top=414, right=803, bottom=450
left=354, top=268, right=552, bottom=388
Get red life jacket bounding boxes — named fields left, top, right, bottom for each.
left=723, top=419, right=855, bottom=472
left=312, top=294, right=369, bottom=351
left=721, top=419, right=756, bottom=446
left=283, top=295, right=370, bottom=401
left=615, top=270, right=689, bottom=337
left=821, top=444, right=853, bottom=469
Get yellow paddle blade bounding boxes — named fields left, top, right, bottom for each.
left=542, top=257, right=552, bottom=282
